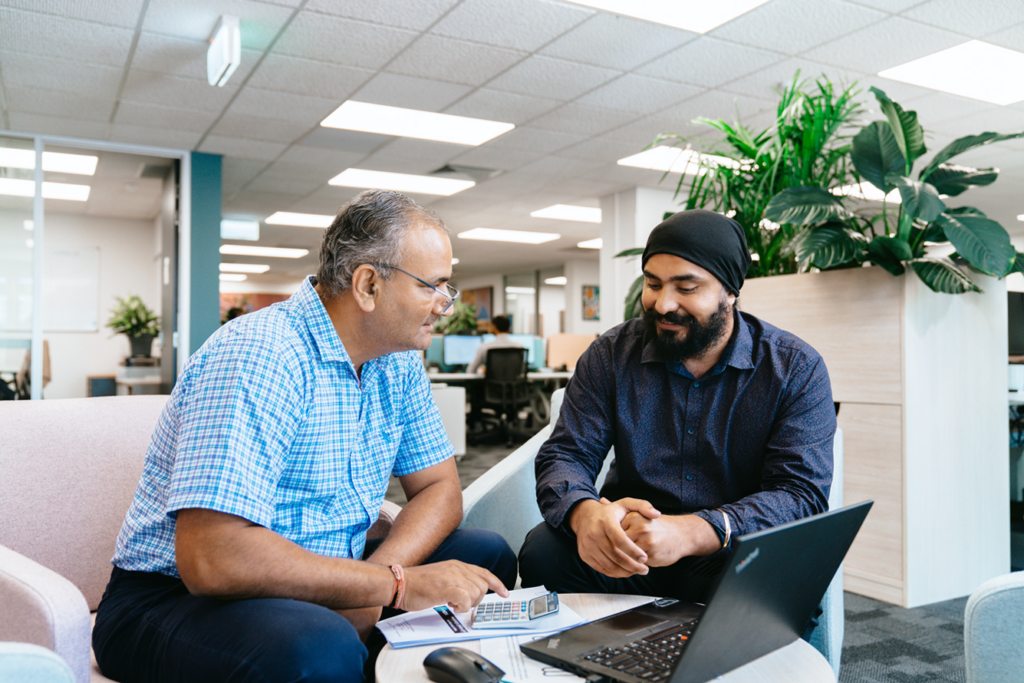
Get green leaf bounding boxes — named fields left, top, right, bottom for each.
left=870, top=86, right=927, bottom=169
left=920, top=131, right=1024, bottom=181
left=623, top=275, right=644, bottom=319
left=925, top=164, right=998, bottom=197
left=763, top=186, right=853, bottom=226
left=614, top=247, right=645, bottom=258
left=911, top=257, right=983, bottom=294
left=866, top=236, right=912, bottom=275
left=851, top=122, right=905, bottom=193
left=791, top=223, right=866, bottom=269
left=886, top=174, right=945, bottom=222
left=945, top=206, right=987, bottom=218
left=935, top=212, right=1015, bottom=277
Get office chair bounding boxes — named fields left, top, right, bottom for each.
left=471, top=347, right=530, bottom=447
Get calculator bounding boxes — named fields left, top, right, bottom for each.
left=471, top=592, right=559, bottom=629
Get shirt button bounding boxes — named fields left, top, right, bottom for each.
left=686, top=475, right=694, bottom=481
left=693, top=382, right=700, bottom=388
left=687, top=428, right=695, bottom=435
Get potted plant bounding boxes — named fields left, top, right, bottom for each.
left=106, top=294, right=161, bottom=358
left=763, top=86, right=1024, bottom=293
left=433, top=300, right=478, bottom=335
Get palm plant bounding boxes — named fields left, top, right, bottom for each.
left=764, top=86, right=1024, bottom=294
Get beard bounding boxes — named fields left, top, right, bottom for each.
left=643, top=297, right=732, bottom=362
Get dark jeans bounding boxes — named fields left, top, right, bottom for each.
left=93, top=528, right=517, bottom=683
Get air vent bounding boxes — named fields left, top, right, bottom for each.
left=429, top=164, right=502, bottom=183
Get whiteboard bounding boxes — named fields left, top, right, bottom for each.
left=43, top=247, right=100, bottom=332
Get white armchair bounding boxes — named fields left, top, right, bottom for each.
left=964, top=570, right=1024, bottom=683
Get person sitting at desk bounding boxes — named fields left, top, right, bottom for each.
left=467, top=315, right=522, bottom=374
left=92, top=189, right=516, bottom=683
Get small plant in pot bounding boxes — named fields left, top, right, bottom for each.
left=106, top=294, right=161, bottom=358
left=433, top=300, right=478, bottom=335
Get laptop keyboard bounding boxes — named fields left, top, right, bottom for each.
left=581, top=618, right=698, bottom=681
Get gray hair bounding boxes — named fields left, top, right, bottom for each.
left=316, top=189, right=447, bottom=299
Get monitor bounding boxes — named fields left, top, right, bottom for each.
left=1010, top=292, right=1024, bottom=355
left=443, top=335, right=483, bottom=366
left=481, top=333, right=537, bottom=366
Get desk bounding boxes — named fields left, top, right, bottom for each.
left=376, top=593, right=835, bottom=683
left=115, top=377, right=162, bottom=395
left=427, top=371, right=574, bottom=382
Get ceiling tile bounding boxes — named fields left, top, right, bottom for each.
left=556, top=135, right=651, bottom=163
left=108, top=124, right=202, bottom=150
left=0, top=0, right=146, bottom=27
left=515, top=155, right=596, bottom=179
left=259, top=161, right=336, bottom=184
left=600, top=115, right=697, bottom=148
left=0, top=9, right=133, bottom=66
left=719, top=58, right=868, bottom=101
left=528, top=103, right=638, bottom=137
left=657, top=90, right=776, bottom=128
left=0, top=51, right=122, bottom=99
left=143, top=0, right=294, bottom=50
left=227, top=87, right=339, bottom=124
left=246, top=54, right=373, bottom=99
left=273, top=13, right=418, bottom=68
left=121, top=69, right=240, bottom=112
left=276, top=145, right=368, bottom=170
left=443, top=89, right=560, bottom=125
left=7, top=112, right=110, bottom=140
left=386, top=35, right=527, bottom=87
left=245, top=173, right=325, bottom=196
left=540, top=12, right=697, bottom=71
left=637, top=37, right=786, bottom=88
left=132, top=32, right=260, bottom=82
left=927, top=107, right=1024, bottom=138
left=368, top=137, right=469, bottom=162
left=710, top=0, right=886, bottom=54
left=482, top=126, right=587, bottom=153
left=447, top=145, right=545, bottom=171
left=430, top=0, right=594, bottom=51
left=903, top=92, right=994, bottom=125
left=858, top=74, right=938, bottom=104
left=226, top=188, right=308, bottom=214
left=902, top=0, right=1022, bottom=37
left=575, top=75, right=703, bottom=115
left=350, top=73, right=473, bottom=111
left=984, top=21, right=1024, bottom=53
left=210, top=114, right=312, bottom=144
left=486, top=55, right=621, bottom=101
left=801, top=16, right=967, bottom=74
left=299, top=126, right=391, bottom=154
left=115, top=101, right=219, bottom=133
left=200, top=135, right=287, bottom=161
left=303, top=0, right=460, bottom=31
left=5, top=87, right=113, bottom=121
left=844, top=0, right=923, bottom=11
left=221, top=157, right=270, bottom=192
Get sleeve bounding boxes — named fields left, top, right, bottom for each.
left=535, top=337, right=616, bottom=534
left=693, top=350, right=836, bottom=541
left=165, top=334, right=308, bottom=528
left=392, top=356, right=455, bottom=477
left=467, top=343, right=486, bottom=374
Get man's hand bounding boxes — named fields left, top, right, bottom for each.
left=569, top=497, right=661, bottom=578
left=335, top=606, right=383, bottom=642
left=621, top=512, right=722, bottom=566
left=402, top=560, right=509, bottom=613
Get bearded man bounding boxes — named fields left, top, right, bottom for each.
left=519, top=209, right=835, bottom=608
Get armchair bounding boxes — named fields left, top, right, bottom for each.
left=964, top=570, right=1024, bottom=683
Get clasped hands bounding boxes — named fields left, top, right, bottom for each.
left=569, top=497, right=718, bottom=579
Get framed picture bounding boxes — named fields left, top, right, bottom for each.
left=582, top=285, right=600, bottom=321
left=461, top=286, right=493, bottom=324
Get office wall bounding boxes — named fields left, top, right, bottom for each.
left=539, top=266, right=564, bottom=338
left=451, top=274, right=504, bottom=316
left=42, top=213, right=161, bottom=399
left=564, top=259, right=601, bottom=335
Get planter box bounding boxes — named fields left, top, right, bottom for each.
left=740, top=266, right=1009, bottom=607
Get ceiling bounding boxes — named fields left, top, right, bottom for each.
left=2, top=0, right=1023, bottom=285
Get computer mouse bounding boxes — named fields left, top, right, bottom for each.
left=422, top=646, right=505, bottom=683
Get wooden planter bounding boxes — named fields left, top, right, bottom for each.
left=740, top=266, right=1009, bottom=607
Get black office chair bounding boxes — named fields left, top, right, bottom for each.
left=471, top=347, right=530, bottom=447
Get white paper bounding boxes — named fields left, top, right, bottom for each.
left=377, top=586, right=585, bottom=649
left=480, top=633, right=587, bottom=683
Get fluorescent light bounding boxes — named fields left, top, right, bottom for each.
left=265, top=211, right=333, bottom=228
left=577, top=238, right=603, bottom=249
left=219, top=273, right=247, bottom=282
left=750, top=252, right=760, bottom=262
left=451, top=258, right=460, bottom=265
left=0, top=149, right=98, bottom=175
left=220, top=245, right=309, bottom=258
left=617, top=147, right=742, bottom=175
left=207, top=15, right=240, bottom=87
left=1017, top=214, right=1024, bottom=221
left=506, top=287, right=536, bottom=294
left=23, top=220, right=33, bottom=231
left=563, top=0, right=770, bottom=34
left=458, top=228, right=560, bottom=244
left=545, top=277, right=568, bottom=285
left=531, top=205, right=602, bottom=223
left=220, top=263, right=270, bottom=273
left=26, top=239, right=33, bottom=248
left=879, top=41, right=1024, bottom=106
left=831, top=183, right=901, bottom=204
left=321, top=101, right=514, bottom=146
left=330, top=168, right=474, bottom=196
left=221, top=219, right=260, bottom=241
left=0, top=178, right=90, bottom=201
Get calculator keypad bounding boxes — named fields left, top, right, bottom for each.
left=474, top=600, right=527, bottom=624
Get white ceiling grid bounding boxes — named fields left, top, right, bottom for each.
left=0, top=0, right=1022, bottom=283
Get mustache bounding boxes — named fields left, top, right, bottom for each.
left=647, top=309, right=695, bottom=327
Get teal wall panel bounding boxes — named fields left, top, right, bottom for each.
left=190, top=152, right=222, bottom=353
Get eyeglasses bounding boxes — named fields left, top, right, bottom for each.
left=371, top=263, right=460, bottom=313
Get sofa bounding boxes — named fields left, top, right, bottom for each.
left=964, top=570, right=1024, bottom=683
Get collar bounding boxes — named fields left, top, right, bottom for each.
left=296, top=275, right=351, bottom=365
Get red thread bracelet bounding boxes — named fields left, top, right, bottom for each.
left=388, top=564, right=405, bottom=610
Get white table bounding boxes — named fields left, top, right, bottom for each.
left=428, top=371, right=574, bottom=382
left=376, top=593, right=835, bottom=683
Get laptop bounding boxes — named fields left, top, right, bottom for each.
left=521, top=500, right=872, bottom=683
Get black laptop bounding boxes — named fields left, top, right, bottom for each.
left=521, top=501, right=872, bottom=683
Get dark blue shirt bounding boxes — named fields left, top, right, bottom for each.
left=535, top=312, right=835, bottom=544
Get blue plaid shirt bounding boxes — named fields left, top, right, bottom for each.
left=113, top=276, right=454, bottom=577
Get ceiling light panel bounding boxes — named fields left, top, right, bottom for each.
left=221, top=219, right=260, bottom=241
left=545, top=277, right=568, bottom=285
left=531, top=204, right=602, bottom=223
left=330, top=169, right=475, bottom=196
left=878, top=41, right=1024, bottom=106
left=220, top=245, right=309, bottom=258
left=0, top=149, right=98, bottom=175
left=219, top=273, right=247, bottom=282
left=577, top=238, right=603, bottom=249
left=0, top=178, right=91, bottom=201
left=265, top=211, right=333, bottom=228
left=458, top=228, right=560, bottom=244
left=321, top=101, right=515, bottom=146
left=617, top=147, right=741, bottom=174
left=220, top=263, right=270, bottom=273
left=564, top=0, right=771, bottom=34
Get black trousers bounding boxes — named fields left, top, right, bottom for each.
left=93, top=528, right=517, bottom=683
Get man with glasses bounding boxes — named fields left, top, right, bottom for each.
left=94, top=190, right=516, bottom=683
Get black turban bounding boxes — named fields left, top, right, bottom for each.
left=641, top=209, right=751, bottom=295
